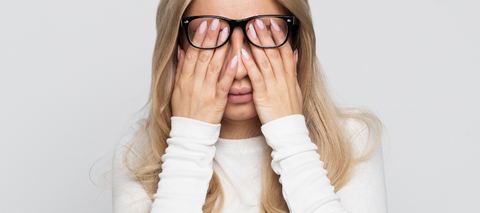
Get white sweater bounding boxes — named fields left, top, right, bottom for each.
left=112, top=114, right=387, bottom=212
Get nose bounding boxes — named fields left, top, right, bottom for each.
left=227, top=27, right=250, bottom=80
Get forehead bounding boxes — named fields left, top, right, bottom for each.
left=184, top=0, right=288, bottom=19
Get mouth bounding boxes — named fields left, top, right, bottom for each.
left=228, top=87, right=253, bottom=95
left=228, top=92, right=252, bottom=95
left=227, top=91, right=253, bottom=103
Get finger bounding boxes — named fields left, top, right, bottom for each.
left=241, top=48, right=266, bottom=96
left=175, top=45, right=185, bottom=87
left=254, top=18, right=286, bottom=82
left=216, top=55, right=238, bottom=101
left=247, top=22, right=275, bottom=86
left=193, top=19, right=222, bottom=84
left=180, top=20, right=208, bottom=81
left=270, top=18, right=296, bottom=79
left=204, top=26, right=229, bottom=87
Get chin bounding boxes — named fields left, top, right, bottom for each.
left=222, top=101, right=257, bottom=121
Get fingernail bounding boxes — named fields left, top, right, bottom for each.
left=270, top=19, right=280, bottom=31
left=220, top=27, right=229, bottom=42
left=294, top=49, right=298, bottom=65
left=230, top=55, right=238, bottom=68
left=177, top=45, right=181, bottom=61
left=241, top=48, right=249, bottom=60
left=255, top=19, right=265, bottom=29
left=211, top=19, right=219, bottom=31
left=199, top=20, right=207, bottom=34
left=249, top=24, right=257, bottom=38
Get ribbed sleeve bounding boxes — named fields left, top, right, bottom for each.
left=113, top=115, right=387, bottom=213
left=261, top=114, right=348, bottom=213
left=150, top=116, right=221, bottom=212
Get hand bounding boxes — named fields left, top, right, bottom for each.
left=240, top=18, right=303, bottom=125
left=172, top=19, right=237, bottom=124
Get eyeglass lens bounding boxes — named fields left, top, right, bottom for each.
left=187, top=17, right=288, bottom=48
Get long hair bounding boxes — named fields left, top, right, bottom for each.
left=119, top=0, right=384, bottom=212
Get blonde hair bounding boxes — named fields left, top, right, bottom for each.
left=118, top=0, right=384, bottom=212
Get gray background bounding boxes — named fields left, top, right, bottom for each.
left=1, top=0, right=479, bottom=212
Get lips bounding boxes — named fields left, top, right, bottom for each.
left=228, top=87, right=252, bottom=95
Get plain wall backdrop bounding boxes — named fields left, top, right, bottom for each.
left=0, top=0, right=479, bottom=212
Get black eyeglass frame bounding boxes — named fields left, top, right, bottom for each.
left=180, top=15, right=297, bottom=49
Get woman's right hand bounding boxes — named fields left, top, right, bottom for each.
left=172, top=19, right=237, bottom=124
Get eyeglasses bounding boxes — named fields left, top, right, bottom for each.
left=180, top=15, right=297, bottom=49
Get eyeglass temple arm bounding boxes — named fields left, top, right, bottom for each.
left=291, top=16, right=298, bottom=25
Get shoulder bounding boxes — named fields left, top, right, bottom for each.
left=118, top=118, right=148, bottom=143
left=113, top=118, right=149, bottom=167
left=111, top=119, right=153, bottom=211
left=336, top=113, right=388, bottom=211
left=339, top=112, right=382, bottom=159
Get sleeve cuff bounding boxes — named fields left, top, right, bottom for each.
left=260, top=114, right=317, bottom=155
left=261, top=114, right=310, bottom=140
left=170, top=116, right=221, bottom=141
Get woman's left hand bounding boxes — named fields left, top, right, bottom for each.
left=240, top=18, right=303, bottom=125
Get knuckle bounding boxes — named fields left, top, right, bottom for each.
left=261, top=59, right=271, bottom=69
left=218, top=84, right=230, bottom=93
left=207, top=32, right=218, bottom=40
left=252, top=77, right=263, bottom=85
left=186, top=52, right=197, bottom=62
left=284, top=49, right=293, bottom=57
left=268, top=51, right=281, bottom=60
left=245, top=60, right=256, bottom=69
left=260, top=34, right=270, bottom=40
left=208, top=63, right=220, bottom=73
left=198, top=52, right=209, bottom=63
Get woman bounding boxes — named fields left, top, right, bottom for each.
left=112, top=0, right=387, bottom=212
